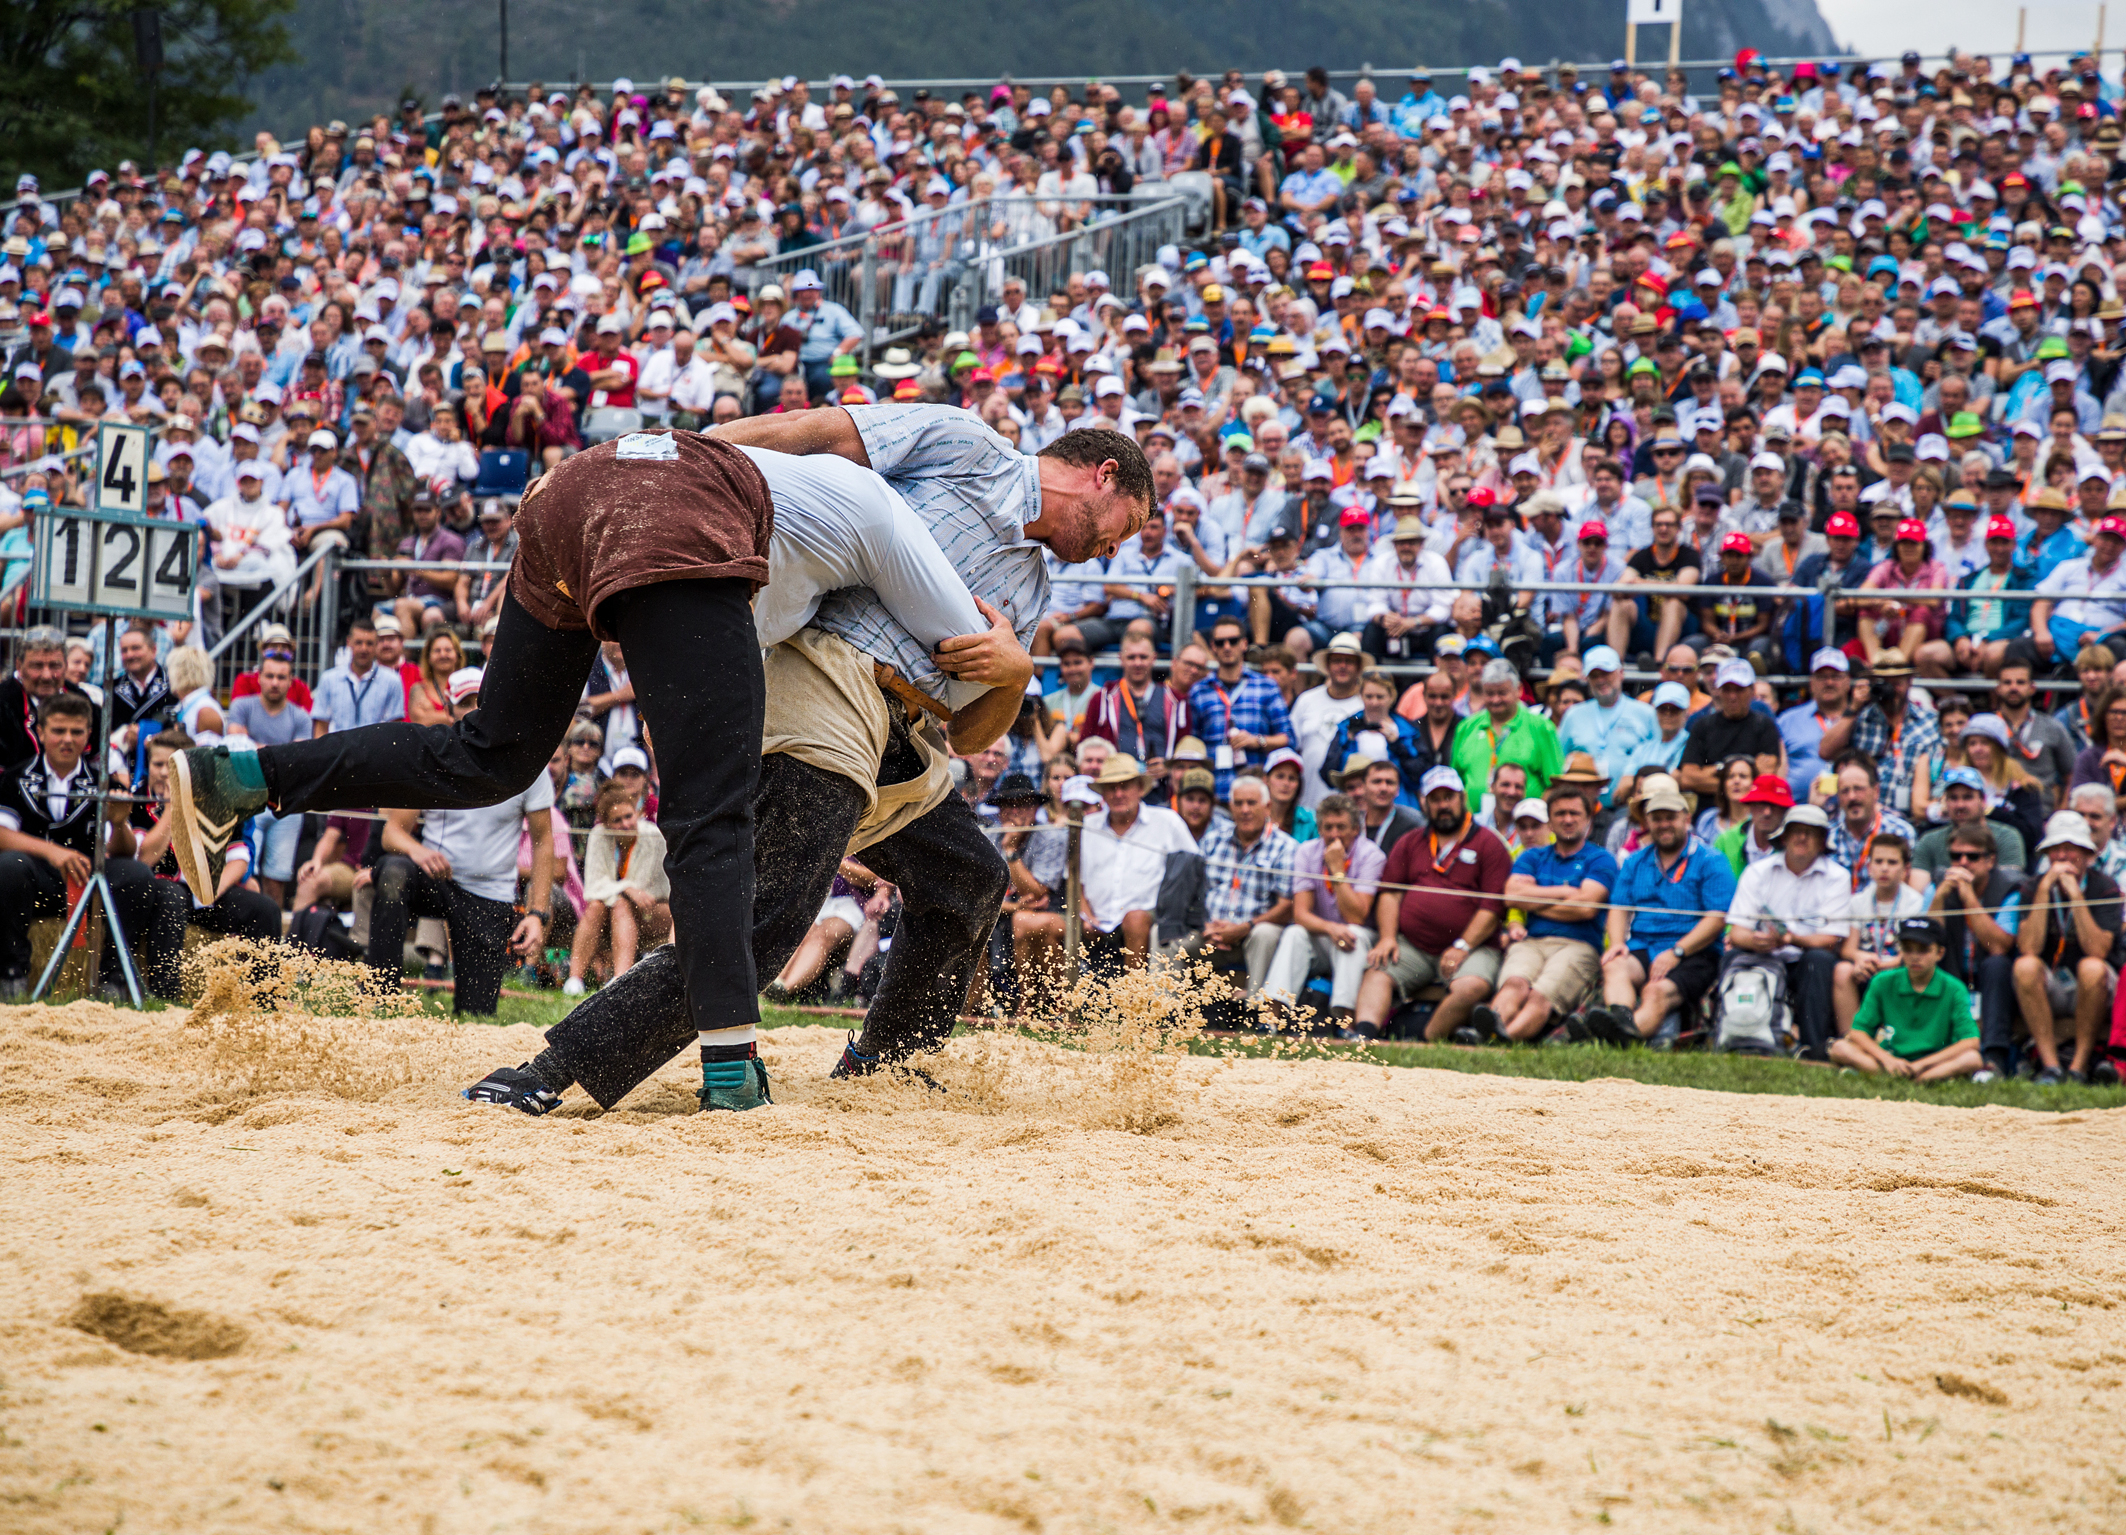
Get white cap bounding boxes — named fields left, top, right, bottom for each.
left=1512, top=797, right=1549, bottom=824
left=306, top=429, right=338, bottom=451
left=1750, top=451, right=1785, bottom=472
left=609, top=745, right=650, bottom=773
left=1419, top=765, right=1464, bottom=798
left=1061, top=774, right=1105, bottom=810
left=1714, top=659, right=1757, bottom=690
left=1581, top=645, right=1622, bottom=674
left=1810, top=647, right=1850, bottom=673
left=447, top=666, right=485, bottom=702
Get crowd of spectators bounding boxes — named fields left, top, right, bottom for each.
left=7, top=45, right=2126, bottom=1082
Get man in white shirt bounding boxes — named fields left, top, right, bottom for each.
left=1723, top=803, right=1852, bottom=1059
left=1285, top=632, right=1367, bottom=811
left=202, top=461, right=297, bottom=601
left=1079, top=752, right=1199, bottom=969
left=2033, top=515, right=2126, bottom=662
left=1358, top=504, right=1452, bottom=660
left=366, top=668, right=554, bottom=1015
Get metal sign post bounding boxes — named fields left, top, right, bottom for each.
left=27, top=422, right=200, bottom=1005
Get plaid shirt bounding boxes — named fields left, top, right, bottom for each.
left=1828, top=806, right=1916, bottom=892
left=1848, top=700, right=1941, bottom=818
left=1189, top=668, right=1296, bottom=799
left=1199, top=821, right=1298, bottom=926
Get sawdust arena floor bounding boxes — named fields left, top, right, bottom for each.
left=2, top=998, right=2125, bottom=1534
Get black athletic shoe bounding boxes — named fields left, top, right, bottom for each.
left=1469, top=1004, right=1502, bottom=1039
left=1561, top=1010, right=1595, bottom=1044
left=2033, top=1065, right=2069, bottom=1087
left=462, top=1064, right=564, bottom=1115
left=830, top=1034, right=880, bottom=1078
left=1449, top=1024, right=1485, bottom=1047
left=2091, top=1058, right=2122, bottom=1088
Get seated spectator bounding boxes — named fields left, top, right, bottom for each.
left=223, top=653, right=314, bottom=905
left=1345, top=754, right=1422, bottom=855
left=1170, top=765, right=1228, bottom=845
left=1478, top=782, right=1617, bottom=1043
left=1319, top=669, right=1424, bottom=805
left=2012, top=811, right=2122, bottom=1084
left=1825, top=750, right=1923, bottom=894
left=405, top=629, right=465, bottom=728
left=1926, top=820, right=2026, bottom=1082
left=1078, top=754, right=1201, bottom=971
left=1832, top=833, right=1929, bottom=1032
left=390, top=490, right=467, bottom=638
left=1260, top=749, right=1316, bottom=841
left=1829, top=917, right=1985, bottom=1081
left=1042, top=638, right=1099, bottom=744
left=1557, top=646, right=1657, bottom=812
left=1191, top=775, right=1298, bottom=1003
left=1592, top=774, right=1736, bottom=1042
left=1958, top=713, right=2046, bottom=856
left=0, top=694, right=169, bottom=999
left=1451, top=658, right=1564, bottom=803
left=1723, top=803, right=1851, bottom=1059
left=1913, top=767, right=2030, bottom=878
left=364, top=669, right=554, bottom=1014
left=565, top=784, right=672, bottom=997
left=1679, top=657, right=1784, bottom=798
left=1351, top=766, right=1509, bottom=1041
left=1263, top=792, right=1380, bottom=1028
left=1080, top=634, right=1193, bottom=797
left=1694, top=532, right=1781, bottom=676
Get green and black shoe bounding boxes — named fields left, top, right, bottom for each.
left=169, top=746, right=271, bottom=899
left=699, top=1047, right=772, bottom=1111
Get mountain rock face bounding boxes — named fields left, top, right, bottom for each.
left=250, top=0, right=1837, bottom=134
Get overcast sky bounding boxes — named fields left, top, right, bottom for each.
left=1817, top=0, right=2119, bottom=61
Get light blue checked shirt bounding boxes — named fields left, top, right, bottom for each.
left=824, top=405, right=1049, bottom=701
left=1198, top=821, right=1298, bottom=926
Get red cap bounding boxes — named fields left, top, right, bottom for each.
left=1466, top=485, right=1496, bottom=508
left=839, top=385, right=869, bottom=404
left=1306, top=262, right=1335, bottom=280
left=1826, top=510, right=1862, bottom=538
left=1739, top=774, right=1794, bottom=808
left=1719, top=530, right=1754, bottom=556
left=23, top=311, right=50, bottom=328
left=1578, top=518, right=1609, bottom=542
left=2009, top=289, right=2039, bottom=309
left=1339, top=506, right=1372, bottom=528
left=969, top=366, right=995, bottom=383
left=893, top=379, right=922, bottom=399
left=1985, top=516, right=2019, bottom=541
left=2099, top=516, right=2126, bottom=540
left=1895, top=517, right=1929, bottom=543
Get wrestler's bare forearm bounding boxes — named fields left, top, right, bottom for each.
left=703, top=406, right=871, bottom=466
left=948, top=684, right=1025, bottom=754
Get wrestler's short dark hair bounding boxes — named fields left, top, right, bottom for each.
left=1037, top=428, right=1153, bottom=512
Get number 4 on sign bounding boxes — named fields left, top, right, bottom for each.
left=95, top=422, right=150, bottom=516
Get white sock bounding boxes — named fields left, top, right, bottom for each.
left=698, top=1025, right=757, bottom=1050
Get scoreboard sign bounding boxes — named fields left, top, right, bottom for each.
left=30, top=424, right=201, bottom=620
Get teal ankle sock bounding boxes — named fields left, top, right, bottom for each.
left=223, top=747, right=269, bottom=795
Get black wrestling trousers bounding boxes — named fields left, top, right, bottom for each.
left=546, top=753, right=1009, bottom=1109
left=256, top=581, right=765, bottom=1029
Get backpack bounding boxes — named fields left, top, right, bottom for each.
left=1711, top=955, right=1790, bottom=1055
left=288, top=903, right=361, bottom=963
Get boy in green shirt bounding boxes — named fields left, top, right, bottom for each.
left=1830, top=916, right=1984, bottom=1082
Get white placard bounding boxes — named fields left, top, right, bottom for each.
left=94, top=422, right=151, bottom=515
left=143, top=523, right=197, bottom=619
left=1628, top=0, right=1681, bottom=23
left=39, top=513, right=93, bottom=607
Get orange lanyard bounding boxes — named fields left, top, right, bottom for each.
left=1427, top=815, right=1471, bottom=874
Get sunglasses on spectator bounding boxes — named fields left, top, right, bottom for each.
left=1947, top=850, right=1990, bottom=862
left=1651, top=445, right=1684, bottom=456
left=1212, top=635, right=1247, bottom=647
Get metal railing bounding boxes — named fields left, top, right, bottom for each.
left=946, top=196, right=1188, bottom=334
left=748, top=194, right=1182, bottom=363
left=201, top=544, right=335, bottom=692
